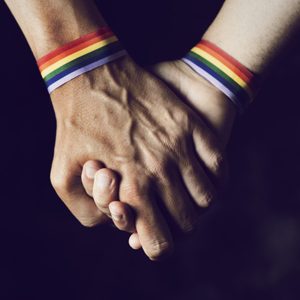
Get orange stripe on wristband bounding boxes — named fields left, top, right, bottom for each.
left=182, top=40, right=257, bottom=112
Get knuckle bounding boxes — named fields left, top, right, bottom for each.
left=77, top=210, right=107, bottom=228
left=93, top=197, right=106, bottom=209
left=78, top=217, right=99, bottom=228
left=50, top=170, right=69, bottom=194
left=148, top=240, right=173, bottom=261
left=199, top=191, right=215, bottom=208
left=95, top=170, right=116, bottom=192
left=93, top=193, right=111, bottom=213
left=210, top=151, right=226, bottom=176
left=97, top=168, right=116, bottom=183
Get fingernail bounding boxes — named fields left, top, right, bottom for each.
left=109, top=205, right=122, bottom=222
left=97, top=173, right=112, bottom=190
left=111, top=212, right=122, bottom=222
left=85, top=165, right=98, bottom=179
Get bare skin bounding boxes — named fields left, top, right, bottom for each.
left=49, top=56, right=226, bottom=259
left=5, top=0, right=299, bottom=259
left=203, top=0, right=300, bottom=74
left=81, top=60, right=236, bottom=249
left=5, top=0, right=228, bottom=260
left=80, top=0, right=300, bottom=251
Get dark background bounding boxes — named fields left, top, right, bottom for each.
left=1, top=1, right=300, bottom=299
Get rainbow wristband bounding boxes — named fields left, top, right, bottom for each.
left=182, top=40, right=256, bottom=112
left=37, top=27, right=127, bottom=93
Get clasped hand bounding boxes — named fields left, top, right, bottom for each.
left=50, top=56, right=235, bottom=260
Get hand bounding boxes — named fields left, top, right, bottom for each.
left=50, top=55, right=226, bottom=260
left=81, top=160, right=136, bottom=235
left=80, top=59, right=236, bottom=253
left=149, top=60, right=237, bottom=146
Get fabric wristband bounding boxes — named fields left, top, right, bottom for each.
left=37, top=26, right=127, bottom=93
left=182, top=40, right=257, bottom=112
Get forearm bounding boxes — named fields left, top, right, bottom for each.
left=4, top=0, right=106, bottom=58
left=203, top=0, right=300, bottom=73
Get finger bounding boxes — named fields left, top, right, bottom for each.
left=109, top=201, right=136, bottom=233
left=51, top=160, right=109, bottom=227
left=155, top=164, right=200, bottom=233
left=82, top=162, right=136, bottom=229
left=81, top=160, right=104, bottom=197
left=180, top=155, right=217, bottom=209
left=129, top=233, right=142, bottom=250
left=192, top=125, right=228, bottom=187
left=119, top=173, right=174, bottom=261
left=93, top=168, right=120, bottom=216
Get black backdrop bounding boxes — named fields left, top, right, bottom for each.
left=1, top=1, right=300, bottom=300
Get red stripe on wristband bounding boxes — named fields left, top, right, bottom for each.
left=37, top=27, right=111, bottom=67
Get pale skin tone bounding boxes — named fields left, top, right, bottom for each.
left=5, top=0, right=300, bottom=258
left=5, top=0, right=231, bottom=260
left=81, top=0, right=300, bottom=249
left=81, top=69, right=235, bottom=249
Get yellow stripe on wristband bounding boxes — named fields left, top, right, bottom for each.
left=41, top=36, right=117, bottom=78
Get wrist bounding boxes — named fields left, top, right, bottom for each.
left=6, top=0, right=106, bottom=58
left=176, top=60, right=236, bottom=143
left=36, top=19, right=106, bottom=59
left=50, top=55, right=133, bottom=111
left=152, top=60, right=236, bottom=147
left=181, top=39, right=257, bottom=114
left=37, top=26, right=127, bottom=94
left=201, top=0, right=300, bottom=75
